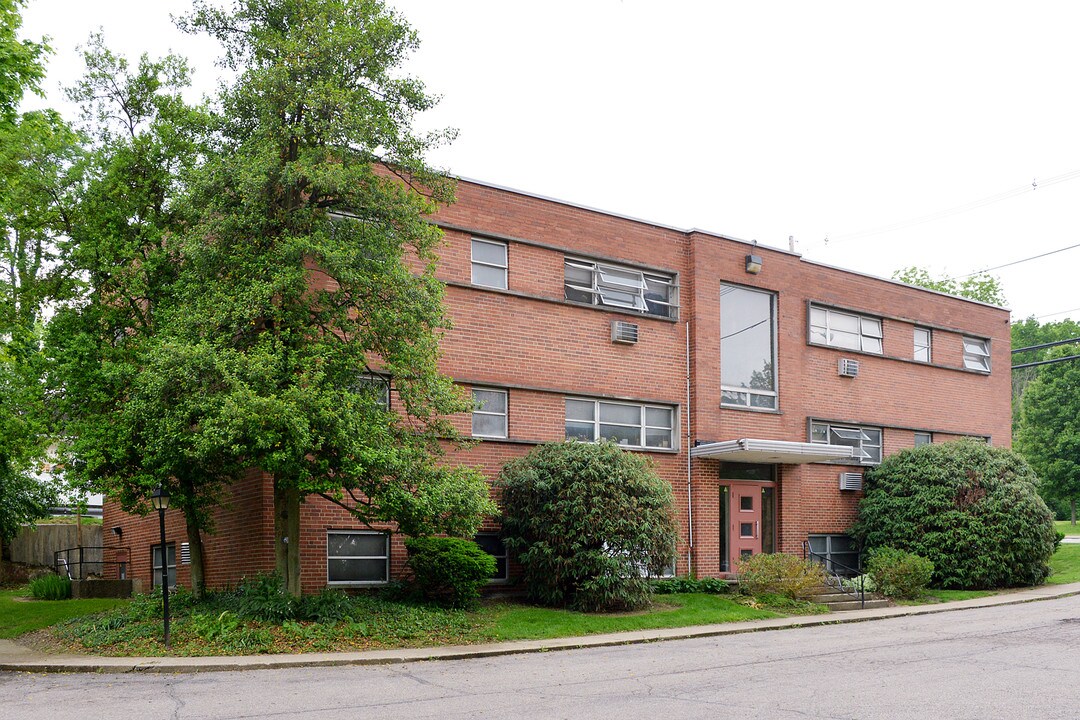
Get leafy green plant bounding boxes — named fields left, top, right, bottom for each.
left=232, top=574, right=298, bottom=622
left=652, top=576, right=731, bottom=595
left=852, top=440, right=1058, bottom=589
left=404, top=536, right=496, bottom=608
left=297, top=588, right=355, bottom=623
left=28, top=573, right=71, bottom=600
left=188, top=611, right=241, bottom=642
left=839, top=574, right=876, bottom=593
left=736, top=553, right=826, bottom=600
left=498, top=440, right=679, bottom=612
left=866, top=548, right=934, bottom=599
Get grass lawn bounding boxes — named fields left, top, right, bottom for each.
left=1048, top=543, right=1080, bottom=584
left=0, top=588, right=128, bottom=639
left=1055, top=520, right=1080, bottom=537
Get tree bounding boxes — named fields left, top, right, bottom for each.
left=170, top=0, right=492, bottom=594
left=0, top=0, right=47, bottom=128
left=851, top=440, right=1057, bottom=589
left=1011, top=316, right=1080, bottom=423
left=1016, top=344, right=1080, bottom=524
left=497, top=441, right=679, bottom=612
left=891, top=266, right=1007, bottom=306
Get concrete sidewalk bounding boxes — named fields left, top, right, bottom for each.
left=4, top=582, right=1080, bottom=674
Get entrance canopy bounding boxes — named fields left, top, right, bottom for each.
left=690, top=438, right=855, bottom=464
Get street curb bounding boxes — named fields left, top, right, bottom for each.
left=4, top=584, right=1080, bottom=674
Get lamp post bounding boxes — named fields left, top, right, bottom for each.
left=149, top=485, right=171, bottom=649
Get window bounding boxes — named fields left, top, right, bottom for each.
left=472, top=388, right=508, bottom=438
left=914, top=327, right=932, bottom=363
left=151, top=543, right=176, bottom=588
left=962, top=336, right=991, bottom=371
left=356, top=373, right=390, bottom=408
left=721, top=284, right=777, bottom=409
left=809, top=306, right=883, bottom=354
left=475, top=534, right=509, bottom=581
left=327, top=531, right=389, bottom=584
left=811, top=421, right=882, bottom=465
left=565, top=398, right=675, bottom=449
left=914, top=432, right=932, bottom=447
left=807, top=534, right=860, bottom=575
left=564, top=257, right=678, bottom=318
left=471, top=238, right=507, bottom=289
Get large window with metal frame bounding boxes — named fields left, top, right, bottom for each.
left=914, top=327, right=932, bottom=363
left=565, top=398, right=675, bottom=449
left=807, top=534, right=861, bottom=574
left=962, top=336, right=991, bottom=371
left=326, top=531, right=389, bottom=585
left=721, top=284, right=777, bottom=410
left=563, top=257, right=678, bottom=318
left=475, top=533, right=509, bottom=582
left=151, top=543, right=176, bottom=588
left=810, top=421, right=882, bottom=465
left=809, top=305, right=883, bottom=354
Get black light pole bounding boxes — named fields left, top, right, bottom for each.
left=149, top=485, right=171, bottom=649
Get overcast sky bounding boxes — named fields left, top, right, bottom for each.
left=20, top=1, right=1080, bottom=321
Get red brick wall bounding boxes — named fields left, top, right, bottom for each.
left=104, top=176, right=1012, bottom=591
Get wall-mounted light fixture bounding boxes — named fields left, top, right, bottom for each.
left=745, top=254, right=763, bottom=274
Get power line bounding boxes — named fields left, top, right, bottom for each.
left=1012, top=354, right=1080, bottom=370
left=819, top=168, right=1080, bottom=247
left=951, top=241, right=1080, bottom=280
left=1035, top=306, right=1080, bottom=320
left=1012, top=337, right=1080, bottom=355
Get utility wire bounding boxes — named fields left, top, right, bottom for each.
left=1012, top=354, right=1080, bottom=370
left=1011, top=337, right=1080, bottom=355
left=820, top=168, right=1080, bottom=247
left=1036, top=306, right=1080, bottom=320
left=951, top=241, right=1080, bottom=279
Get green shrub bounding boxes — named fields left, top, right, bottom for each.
left=233, top=574, right=297, bottom=622
left=839, top=574, right=876, bottom=593
left=29, top=573, right=71, bottom=600
left=188, top=611, right=242, bottom=642
left=497, top=440, right=679, bottom=612
left=404, top=536, right=496, bottom=608
left=652, top=576, right=732, bottom=595
left=297, top=588, right=356, bottom=623
left=865, top=547, right=934, bottom=599
left=736, top=553, right=826, bottom=600
left=852, top=440, right=1058, bottom=589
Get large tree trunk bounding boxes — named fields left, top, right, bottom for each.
left=183, top=510, right=207, bottom=599
left=274, top=482, right=301, bottom=596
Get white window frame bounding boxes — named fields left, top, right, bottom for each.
left=565, top=398, right=676, bottom=450
left=475, top=533, right=509, bottom=582
left=326, top=531, right=389, bottom=586
left=809, top=305, right=883, bottom=354
left=151, top=543, right=176, bottom=589
left=962, top=336, right=991, bottom=371
left=914, top=431, right=932, bottom=447
left=720, top=284, right=778, bottom=410
left=471, top=238, right=508, bottom=289
left=471, top=388, right=508, bottom=439
left=564, top=257, right=678, bottom=319
left=914, top=327, right=932, bottom=363
left=811, top=421, right=883, bottom=465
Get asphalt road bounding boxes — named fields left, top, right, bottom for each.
left=4, top=595, right=1080, bottom=719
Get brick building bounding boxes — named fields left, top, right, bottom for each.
left=104, top=176, right=1011, bottom=594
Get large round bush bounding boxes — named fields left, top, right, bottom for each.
left=497, top=440, right=679, bottom=612
left=851, top=440, right=1057, bottom=589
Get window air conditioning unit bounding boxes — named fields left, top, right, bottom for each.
left=611, top=320, right=640, bottom=345
left=838, top=358, right=860, bottom=378
left=839, top=472, right=864, bottom=491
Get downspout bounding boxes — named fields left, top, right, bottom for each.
left=686, top=320, right=693, bottom=576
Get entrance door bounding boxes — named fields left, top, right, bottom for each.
left=731, top=485, right=762, bottom=567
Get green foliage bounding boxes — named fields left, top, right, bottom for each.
left=892, top=266, right=1007, bottom=306
left=651, top=576, right=731, bottom=595
left=296, top=588, right=356, bottom=623
left=231, top=574, right=298, bottom=622
left=404, top=536, right=496, bottom=608
left=852, top=440, right=1058, bottom=589
left=188, top=611, right=241, bottom=642
left=497, top=440, right=679, bottom=613
left=735, top=553, right=826, bottom=600
left=865, top=547, right=934, bottom=599
left=839, top=574, right=876, bottom=593
left=28, top=573, right=71, bottom=600
left=0, top=0, right=47, bottom=127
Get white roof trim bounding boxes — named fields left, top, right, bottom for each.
left=690, top=438, right=856, bottom=464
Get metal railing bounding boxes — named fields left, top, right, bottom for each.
left=803, top=541, right=865, bottom=609
left=54, top=545, right=131, bottom=581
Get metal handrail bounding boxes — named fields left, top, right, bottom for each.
left=802, top=541, right=865, bottom=609
left=54, top=545, right=131, bottom=580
